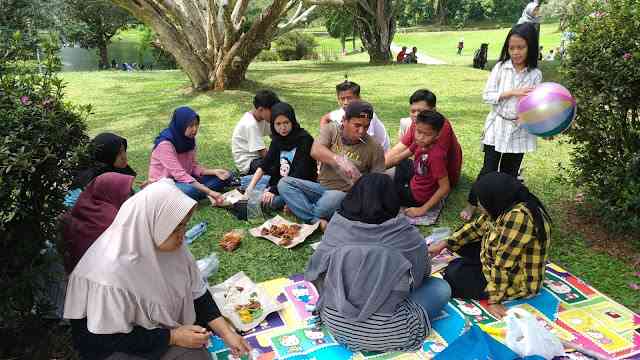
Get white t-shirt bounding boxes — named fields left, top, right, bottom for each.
left=231, top=112, right=271, bottom=173
left=398, top=117, right=412, bottom=140
left=329, top=108, right=390, bottom=152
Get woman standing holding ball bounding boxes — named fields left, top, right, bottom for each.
left=460, top=23, right=542, bottom=222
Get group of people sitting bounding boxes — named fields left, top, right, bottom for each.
left=60, top=21, right=553, bottom=359
left=396, top=46, right=419, bottom=64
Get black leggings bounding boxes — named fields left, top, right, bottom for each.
left=442, top=242, right=489, bottom=300
left=467, top=145, right=524, bottom=206
left=393, top=159, right=422, bottom=207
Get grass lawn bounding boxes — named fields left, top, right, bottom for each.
left=394, top=22, right=563, bottom=66
left=61, top=54, right=639, bottom=313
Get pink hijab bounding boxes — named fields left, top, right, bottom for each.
left=61, top=172, right=134, bottom=273
left=64, top=179, right=204, bottom=334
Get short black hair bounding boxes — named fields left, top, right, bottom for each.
left=336, top=81, right=360, bottom=96
left=409, top=89, right=437, bottom=107
left=415, top=110, right=445, bottom=132
left=499, top=23, right=539, bottom=69
left=253, top=90, right=280, bottom=109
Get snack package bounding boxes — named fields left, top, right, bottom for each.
left=220, top=189, right=247, bottom=207
left=220, top=229, right=244, bottom=252
left=249, top=215, right=319, bottom=249
left=211, top=272, right=283, bottom=332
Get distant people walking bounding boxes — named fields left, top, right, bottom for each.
left=457, top=38, right=464, bottom=55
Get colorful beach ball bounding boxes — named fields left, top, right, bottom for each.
left=517, top=82, right=577, bottom=137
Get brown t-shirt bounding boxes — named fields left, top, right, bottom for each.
left=317, top=122, right=385, bottom=191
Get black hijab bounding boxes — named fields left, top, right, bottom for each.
left=270, top=102, right=310, bottom=151
left=473, top=172, right=552, bottom=241
left=72, top=133, right=137, bottom=189
left=339, top=173, right=400, bottom=224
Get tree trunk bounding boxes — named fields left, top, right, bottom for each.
left=353, top=0, right=398, bottom=64
left=98, top=42, right=109, bottom=69
left=111, top=0, right=316, bottom=91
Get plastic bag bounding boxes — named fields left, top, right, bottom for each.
left=220, top=229, right=244, bottom=252
left=247, top=189, right=265, bottom=225
left=210, top=272, right=283, bottom=332
left=505, top=308, right=565, bottom=359
left=196, top=252, right=219, bottom=280
left=333, top=154, right=361, bottom=185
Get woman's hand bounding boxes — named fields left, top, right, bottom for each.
left=261, top=191, right=275, bottom=206
left=486, top=303, right=508, bottom=319
left=404, top=207, right=426, bottom=218
left=506, top=87, right=535, bottom=98
left=169, top=325, right=211, bottom=348
left=212, top=169, right=231, bottom=181
left=221, top=331, right=251, bottom=357
left=207, top=190, right=224, bottom=206
left=428, top=240, right=448, bottom=257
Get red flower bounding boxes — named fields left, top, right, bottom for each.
left=20, top=95, right=32, bottom=106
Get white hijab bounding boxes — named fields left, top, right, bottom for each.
left=64, top=179, right=206, bottom=334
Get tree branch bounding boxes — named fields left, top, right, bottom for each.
left=231, top=0, right=250, bottom=27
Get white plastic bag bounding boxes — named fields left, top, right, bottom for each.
left=505, top=308, right=565, bottom=359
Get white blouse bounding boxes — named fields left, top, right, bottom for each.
left=481, top=60, right=542, bottom=154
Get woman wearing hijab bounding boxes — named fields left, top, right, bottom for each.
left=517, top=1, right=541, bottom=38
left=61, top=172, right=135, bottom=274
left=149, top=106, right=232, bottom=205
left=65, top=133, right=137, bottom=208
left=64, top=180, right=250, bottom=360
left=244, top=102, right=317, bottom=210
left=430, top=172, right=552, bottom=319
left=305, top=173, right=451, bottom=352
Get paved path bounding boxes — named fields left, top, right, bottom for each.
left=391, top=43, right=447, bottom=65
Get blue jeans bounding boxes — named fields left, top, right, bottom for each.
left=175, top=174, right=231, bottom=201
left=269, top=194, right=285, bottom=210
left=408, top=276, right=452, bottom=320
left=277, top=177, right=346, bottom=223
left=240, top=174, right=271, bottom=191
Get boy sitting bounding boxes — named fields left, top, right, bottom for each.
left=320, top=80, right=390, bottom=152
left=393, top=110, right=462, bottom=218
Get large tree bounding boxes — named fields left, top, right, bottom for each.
left=110, top=0, right=316, bottom=90
left=64, top=0, right=132, bottom=68
left=317, top=0, right=401, bottom=64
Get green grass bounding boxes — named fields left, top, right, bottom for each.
left=394, top=23, right=563, bottom=66
left=61, top=43, right=639, bottom=313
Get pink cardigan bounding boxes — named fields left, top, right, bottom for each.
left=148, top=141, right=205, bottom=183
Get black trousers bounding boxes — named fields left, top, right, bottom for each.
left=442, top=242, right=489, bottom=300
left=467, top=144, right=524, bottom=206
left=393, top=159, right=422, bottom=207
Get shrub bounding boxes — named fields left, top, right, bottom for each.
left=256, top=49, right=280, bottom=62
left=0, top=32, right=90, bottom=357
left=273, top=31, right=318, bottom=61
left=563, top=0, right=640, bottom=232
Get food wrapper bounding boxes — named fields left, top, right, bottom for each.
left=220, top=189, right=247, bottom=207
left=211, top=271, right=283, bottom=332
left=249, top=215, right=319, bottom=249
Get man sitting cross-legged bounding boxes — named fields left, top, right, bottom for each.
left=279, top=101, right=385, bottom=229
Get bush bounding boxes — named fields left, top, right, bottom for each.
left=0, top=33, right=90, bottom=357
left=256, top=49, right=280, bottom=62
left=563, top=0, right=640, bottom=232
left=273, top=31, right=318, bottom=61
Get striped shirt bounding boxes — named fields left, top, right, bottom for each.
left=321, top=299, right=429, bottom=352
left=447, top=203, right=551, bottom=304
left=481, top=60, right=542, bottom=154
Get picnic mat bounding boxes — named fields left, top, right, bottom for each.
left=206, top=263, right=640, bottom=360
left=404, top=199, right=445, bottom=226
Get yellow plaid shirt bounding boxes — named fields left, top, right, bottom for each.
left=447, top=203, right=551, bottom=304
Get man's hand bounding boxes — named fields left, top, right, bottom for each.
left=261, top=191, right=275, bottom=206
left=208, top=190, right=224, bottom=206
left=404, top=206, right=426, bottom=218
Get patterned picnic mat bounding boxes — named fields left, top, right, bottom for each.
left=207, top=263, right=640, bottom=360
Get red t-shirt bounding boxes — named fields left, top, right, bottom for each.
left=401, top=118, right=462, bottom=187
left=409, top=144, right=448, bottom=203
left=396, top=51, right=406, bottom=62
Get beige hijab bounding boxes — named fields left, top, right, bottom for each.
left=64, top=179, right=205, bottom=334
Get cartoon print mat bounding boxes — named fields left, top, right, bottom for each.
left=207, top=264, right=640, bottom=360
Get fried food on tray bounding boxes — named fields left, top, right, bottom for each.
left=260, top=223, right=302, bottom=246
